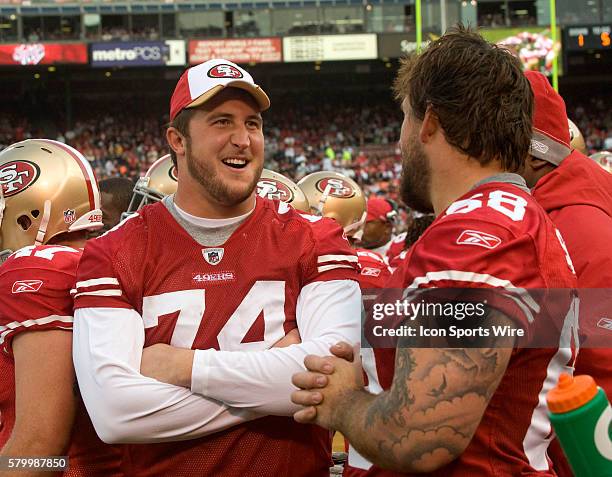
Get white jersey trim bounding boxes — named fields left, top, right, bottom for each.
left=522, top=296, right=579, bottom=470
left=317, top=254, right=359, bottom=264
left=0, top=315, right=73, bottom=345
left=403, top=270, right=540, bottom=321
left=74, top=289, right=123, bottom=298
left=318, top=264, right=355, bottom=273
left=76, top=277, right=120, bottom=288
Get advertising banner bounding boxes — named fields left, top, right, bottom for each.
left=91, top=40, right=186, bottom=67
left=0, top=43, right=87, bottom=65
left=189, top=38, right=282, bottom=64
left=283, top=34, right=377, bottom=62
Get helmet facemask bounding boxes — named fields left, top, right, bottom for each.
left=122, top=177, right=165, bottom=220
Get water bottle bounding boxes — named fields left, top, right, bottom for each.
left=547, top=373, right=612, bottom=477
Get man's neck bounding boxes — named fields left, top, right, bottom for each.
left=174, top=187, right=256, bottom=219
left=430, top=158, right=505, bottom=215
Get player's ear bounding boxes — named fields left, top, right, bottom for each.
left=529, top=156, right=551, bottom=171
left=419, top=106, right=439, bottom=144
left=167, top=127, right=186, bottom=157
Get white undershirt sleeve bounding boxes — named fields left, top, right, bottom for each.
left=73, top=307, right=262, bottom=444
left=190, top=279, right=362, bottom=415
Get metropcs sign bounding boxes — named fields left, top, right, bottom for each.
left=91, top=40, right=185, bottom=67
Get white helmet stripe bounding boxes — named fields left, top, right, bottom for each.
left=35, top=199, right=52, bottom=245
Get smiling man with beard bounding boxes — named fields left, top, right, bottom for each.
left=71, top=59, right=361, bottom=476
left=291, top=27, right=579, bottom=476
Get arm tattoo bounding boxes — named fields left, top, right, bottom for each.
left=359, top=308, right=514, bottom=472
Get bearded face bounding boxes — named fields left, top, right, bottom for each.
left=399, top=101, right=434, bottom=214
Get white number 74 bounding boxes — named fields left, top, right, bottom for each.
left=142, top=281, right=286, bottom=351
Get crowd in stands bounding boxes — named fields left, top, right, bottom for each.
left=566, top=93, right=612, bottom=152
left=1, top=92, right=610, bottom=217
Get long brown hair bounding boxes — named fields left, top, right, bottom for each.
left=393, top=25, right=533, bottom=172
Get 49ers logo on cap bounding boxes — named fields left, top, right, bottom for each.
left=257, top=178, right=293, bottom=203
left=315, top=178, right=355, bottom=198
left=0, top=160, right=41, bottom=197
left=208, top=64, right=243, bottom=79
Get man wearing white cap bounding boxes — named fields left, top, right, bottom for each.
left=71, top=59, right=361, bottom=476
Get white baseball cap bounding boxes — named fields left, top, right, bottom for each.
left=169, top=58, right=270, bottom=121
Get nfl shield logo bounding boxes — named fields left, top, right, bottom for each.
left=202, top=248, right=224, bottom=265
left=63, top=209, right=76, bottom=224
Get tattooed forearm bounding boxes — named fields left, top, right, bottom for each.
left=365, top=349, right=416, bottom=429
left=341, top=309, right=515, bottom=473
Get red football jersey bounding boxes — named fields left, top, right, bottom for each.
left=385, top=233, right=407, bottom=271
left=345, top=248, right=394, bottom=477
left=73, top=197, right=359, bottom=477
left=350, top=181, right=578, bottom=476
left=0, top=245, right=122, bottom=476
left=355, top=249, right=392, bottom=290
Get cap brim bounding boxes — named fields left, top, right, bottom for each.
left=530, top=130, right=571, bottom=166
left=186, top=81, right=270, bottom=112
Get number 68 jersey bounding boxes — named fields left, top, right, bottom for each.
left=73, top=197, right=359, bottom=477
left=356, top=179, right=579, bottom=477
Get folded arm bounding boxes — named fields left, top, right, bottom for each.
left=73, top=307, right=262, bottom=444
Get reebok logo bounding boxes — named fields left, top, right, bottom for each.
left=597, top=318, right=612, bottom=331
left=530, top=140, right=549, bottom=155
left=456, top=230, right=502, bottom=250
left=12, top=280, right=43, bottom=293
left=361, top=267, right=382, bottom=277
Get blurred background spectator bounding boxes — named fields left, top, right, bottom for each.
left=1, top=90, right=609, bottom=233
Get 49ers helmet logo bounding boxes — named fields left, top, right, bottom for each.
left=0, top=160, right=40, bottom=197
left=315, top=178, right=355, bottom=198
left=208, top=64, right=244, bottom=79
left=257, top=178, right=294, bottom=203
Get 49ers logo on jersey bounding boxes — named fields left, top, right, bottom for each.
left=202, top=247, right=224, bottom=265
left=207, top=64, right=243, bottom=79
left=0, top=160, right=40, bottom=197
left=315, top=178, right=355, bottom=198
left=257, top=178, right=293, bottom=203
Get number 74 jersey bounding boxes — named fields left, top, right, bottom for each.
left=73, top=198, right=358, bottom=350
left=72, top=197, right=359, bottom=476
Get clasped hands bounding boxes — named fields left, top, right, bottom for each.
left=291, top=341, right=364, bottom=430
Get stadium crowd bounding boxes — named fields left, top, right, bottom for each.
left=1, top=91, right=608, bottom=214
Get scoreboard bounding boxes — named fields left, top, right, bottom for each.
left=564, top=24, right=611, bottom=51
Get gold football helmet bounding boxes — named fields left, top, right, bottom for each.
left=568, top=119, right=587, bottom=155
left=297, top=171, right=366, bottom=236
left=257, top=169, right=309, bottom=212
left=0, top=139, right=103, bottom=259
left=590, top=151, right=612, bottom=173
left=126, top=154, right=178, bottom=215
